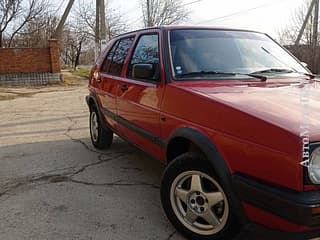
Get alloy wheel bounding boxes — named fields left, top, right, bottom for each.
left=90, top=111, right=99, bottom=142
left=170, top=171, right=229, bottom=236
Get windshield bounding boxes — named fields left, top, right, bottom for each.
left=169, top=29, right=308, bottom=80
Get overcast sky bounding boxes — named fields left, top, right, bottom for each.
left=122, top=0, right=307, bottom=38
left=56, top=0, right=307, bottom=39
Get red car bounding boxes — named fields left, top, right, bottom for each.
left=86, top=26, right=320, bottom=240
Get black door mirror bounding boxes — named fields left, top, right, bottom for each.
left=132, top=64, right=154, bottom=79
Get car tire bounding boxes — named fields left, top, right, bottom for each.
left=89, top=106, right=113, bottom=149
left=161, top=152, right=240, bottom=240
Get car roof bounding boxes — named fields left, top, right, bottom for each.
left=113, top=25, right=265, bottom=39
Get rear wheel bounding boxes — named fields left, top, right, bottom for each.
left=89, top=106, right=113, bottom=149
left=161, top=153, right=240, bottom=240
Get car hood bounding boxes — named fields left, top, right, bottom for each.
left=188, top=79, right=320, bottom=140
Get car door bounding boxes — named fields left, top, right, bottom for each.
left=97, top=36, right=135, bottom=130
left=116, top=32, right=166, bottom=159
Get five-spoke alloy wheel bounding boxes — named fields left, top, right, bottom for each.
left=161, top=153, right=240, bottom=240
left=171, top=171, right=229, bottom=235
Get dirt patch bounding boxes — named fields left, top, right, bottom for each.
left=0, top=71, right=87, bottom=101
left=61, top=74, right=85, bottom=86
left=0, top=95, right=16, bottom=101
left=61, top=70, right=89, bottom=86
left=0, top=90, right=35, bottom=101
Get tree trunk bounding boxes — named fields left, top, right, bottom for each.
left=74, top=42, right=82, bottom=70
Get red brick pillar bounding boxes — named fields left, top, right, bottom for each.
left=48, top=39, right=61, bottom=73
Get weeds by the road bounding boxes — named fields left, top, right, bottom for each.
left=73, top=68, right=91, bottom=78
left=63, top=67, right=90, bottom=79
left=61, top=67, right=90, bottom=86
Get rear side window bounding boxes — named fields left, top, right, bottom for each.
left=101, top=41, right=118, bottom=73
left=127, top=34, right=160, bottom=81
left=101, top=37, right=134, bottom=76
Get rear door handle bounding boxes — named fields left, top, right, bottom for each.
left=119, top=84, right=128, bottom=92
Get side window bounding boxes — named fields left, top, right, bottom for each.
left=101, top=40, right=119, bottom=73
left=101, top=37, right=134, bottom=76
left=109, top=37, right=134, bottom=76
left=127, top=34, right=160, bottom=81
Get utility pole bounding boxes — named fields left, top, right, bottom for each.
left=312, top=0, right=319, bottom=69
left=295, top=0, right=319, bottom=72
left=147, top=0, right=151, bottom=27
left=295, top=0, right=316, bottom=46
left=95, top=0, right=107, bottom=59
left=100, top=0, right=107, bottom=49
left=52, top=0, right=75, bottom=39
left=95, top=0, right=101, bottom=60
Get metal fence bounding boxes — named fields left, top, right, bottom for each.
left=0, top=73, right=61, bottom=86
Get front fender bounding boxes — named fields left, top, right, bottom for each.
left=166, top=127, right=248, bottom=225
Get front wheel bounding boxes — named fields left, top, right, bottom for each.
left=161, top=153, right=240, bottom=240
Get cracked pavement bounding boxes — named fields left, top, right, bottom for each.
left=0, top=82, right=182, bottom=240
left=0, top=82, right=295, bottom=240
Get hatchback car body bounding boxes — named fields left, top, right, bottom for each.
left=86, top=26, right=320, bottom=240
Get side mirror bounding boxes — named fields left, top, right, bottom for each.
left=132, top=64, right=154, bottom=79
left=301, top=62, right=308, bottom=68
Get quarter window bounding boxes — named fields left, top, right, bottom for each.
left=101, top=37, right=134, bottom=76
left=101, top=40, right=118, bottom=73
left=127, top=34, right=160, bottom=81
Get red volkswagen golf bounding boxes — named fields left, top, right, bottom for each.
left=86, top=26, right=320, bottom=240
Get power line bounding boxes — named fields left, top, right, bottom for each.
left=195, top=1, right=287, bottom=25
left=131, top=16, right=143, bottom=25
left=125, top=0, right=204, bottom=24
left=122, top=3, right=140, bottom=16
left=182, top=0, right=205, bottom=7
left=53, top=0, right=66, bottom=16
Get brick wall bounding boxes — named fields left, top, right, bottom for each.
left=0, top=39, right=60, bottom=74
left=48, top=39, right=60, bottom=73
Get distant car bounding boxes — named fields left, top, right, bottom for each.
left=86, top=26, right=320, bottom=239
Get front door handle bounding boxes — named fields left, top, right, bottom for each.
left=119, top=84, right=128, bottom=92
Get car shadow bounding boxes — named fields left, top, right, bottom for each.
left=0, top=137, right=315, bottom=240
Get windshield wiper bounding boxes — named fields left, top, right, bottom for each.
left=300, top=72, right=316, bottom=79
left=176, top=71, right=235, bottom=77
left=250, top=68, right=295, bottom=74
left=176, top=70, right=267, bottom=81
left=250, top=68, right=316, bottom=80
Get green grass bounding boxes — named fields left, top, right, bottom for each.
left=72, top=68, right=91, bottom=79
left=62, top=66, right=91, bottom=79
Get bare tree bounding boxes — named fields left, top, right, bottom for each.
left=12, top=14, right=59, bottom=47
left=8, top=0, right=48, bottom=47
left=141, top=0, right=189, bottom=27
left=278, top=0, right=316, bottom=45
left=76, top=0, right=127, bottom=41
left=278, top=0, right=320, bottom=73
left=0, top=0, right=49, bottom=48
left=61, top=20, right=91, bottom=69
left=0, top=0, right=22, bottom=47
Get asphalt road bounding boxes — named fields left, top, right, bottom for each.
left=0, top=82, right=184, bottom=240
left=0, top=82, right=313, bottom=240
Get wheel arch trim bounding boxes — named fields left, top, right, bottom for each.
left=166, top=127, right=248, bottom=225
left=86, top=94, right=109, bottom=131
